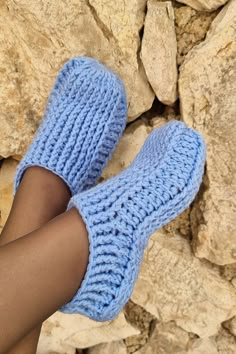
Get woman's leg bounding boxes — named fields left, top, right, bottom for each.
left=0, top=204, right=89, bottom=353
left=0, top=167, right=78, bottom=354
left=0, top=56, right=127, bottom=354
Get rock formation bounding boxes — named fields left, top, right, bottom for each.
left=0, top=0, right=236, bottom=353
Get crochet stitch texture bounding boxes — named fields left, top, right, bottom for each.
left=61, top=120, right=206, bottom=321
left=14, top=57, right=127, bottom=194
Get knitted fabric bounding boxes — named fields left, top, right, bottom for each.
left=14, top=57, right=127, bottom=194
left=61, top=120, right=206, bottom=321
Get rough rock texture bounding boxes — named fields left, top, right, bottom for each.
left=175, top=6, right=218, bottom=65
left=223, top=316, right=236, bottom=337
left=135, top=322, right=218, bottom=354
left=179, top=0, right=236, bottom=265
left=135, top=322, right=191, bottom=354
left=0, top=159, right=18, bottom=228
left=87, top=341, right=127, bottom=354
left=124, top=302, right=156, bottom=353
left=131, top=232, right=236, bottom=337
left=0, top=0, right=154, bottom=158
left=215, top=328, right=236, bottom=353
left=38, top=312, right=138, bottom=353
left=177, top=0, right=228, bottom=12
left=221, top=263, right=236, bottom=286
left=141, top=1, right=177, bottom=105
left=188, top=338, right=218, bottom=354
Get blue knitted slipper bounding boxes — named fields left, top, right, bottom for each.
left=14, top=57, right=127, bottom=194
left=61, top=120, right=206, bottom=321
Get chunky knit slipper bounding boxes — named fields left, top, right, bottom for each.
left=14, top=57, right=127, bottom=194
left=61, top=120, right=206, bottom=321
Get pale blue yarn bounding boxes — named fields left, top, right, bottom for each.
left=14, top=57, right=127, bottom=194
left=61, top=120, right=206, bottom=321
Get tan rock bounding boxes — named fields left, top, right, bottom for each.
left=215, top=328, right=236, bottom=354
left=38, top=312, right=139, bottom=352
left=179, top=0, right=236, bottom=265
left=188, top=338, right=217, bottom=354
left=223, top=316, right=236, bottom=337
left=0, top=159, right=18, bottom=228
left=131, top=232, right=236, bottom=337
left=87, top=341, right=127, bottom=354
left=177, top=0, right=228, bottom=12
left=0, top=0, right=154, bottom=158
left=124, top=301, right=156, bottom=353
left=135, top=322, right=190, bottom=354
left=221, top=263, right=236, bottom=281
left=141, top=1, right=177, bottom=105
left=135, top=322, right=218, bottom=354
left=175, top=6, right=217, bottom=65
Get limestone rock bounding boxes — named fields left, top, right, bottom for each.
left=38, top=312, right=139, bottom=353
left=188, top=338, right=218, bottom=354
left=141, top=1, right=177, bottom=105
left=175, top=6, right=217, bottom=65
left=0, top=0, right=154, bottom=158
left=124, top=302, right=156, bottom=353
left=221, top=263, right=236, bottom=282
left=135, top=322, right=190, bottom=354
left=135, top=322, right=219, bottom=354
left=223, top=316, right=236, bottom=337
left=179, top=0, right=236, bottom=265
left=87, top=341, right=127, bottom=354
left=131, top=232, right=236, bottom=337
left=0, top=159, right=18, bottom=228
left=163, top=208, right=191, bottom=238
left=215, top=328, right=236, bottom=354
left=177, top=0, right=228, bottom=12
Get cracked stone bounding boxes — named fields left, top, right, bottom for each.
left=0, top=0, right=154, bottom=158
left=179, top=0, right=236, bottom=265
left=87, top=341, right=127, bottom=354
left=131, top=232, right=236, bottom=337
left=38, top=312, right=139, bottom=353
left=177, top=0, right=228, bottom=12
left=141, top=1, right=177, bottom=105
left=175, top=6, right=218, bottom=65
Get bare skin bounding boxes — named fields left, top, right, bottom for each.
left=0, top=167, right=89, bottom=353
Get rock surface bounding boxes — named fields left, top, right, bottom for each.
left=135, top=322, right=191, bottom=354
left=177, top=0, right=228, bottom=12
left=38, top=312, right=138, bottom=353
left=0, top=159, right=18, bottom=228
left=179, top=0, right=236, bottom=265
left=175, top=6, right=217, bottom=65
left=0, top=0, right=154, bottom=158
left=141, top=1, right=177, bottom=105
left=215, top=328, right=236, bottom=353
left=131, top=232, right=236, bottom=337
left=87, top=341, right=127, bottom=354
left=188, top=338, right=218, bottom=354
left=124, top=302, right=156, bottom=353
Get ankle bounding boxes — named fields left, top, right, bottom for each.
left=21, top=167, right=71, bottom=210
left=11, top=166, right=71, bottom=225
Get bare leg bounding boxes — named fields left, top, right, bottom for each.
left=0, top=206, right=89, bottom=353
left=0, top=167, right=75, bottom=354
